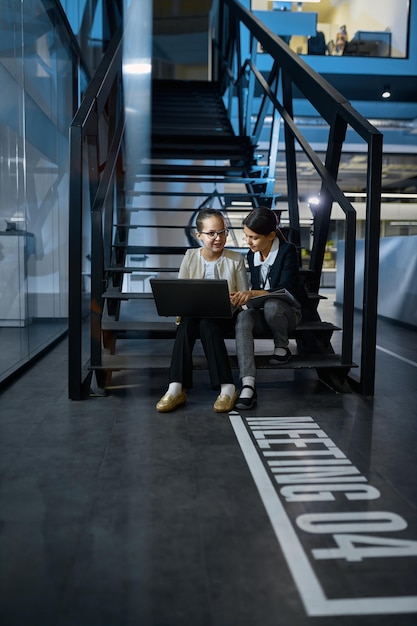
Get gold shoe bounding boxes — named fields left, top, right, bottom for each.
left=213, top=390, right=238, bottom=413
left=156, top=390, right=187, bottom=413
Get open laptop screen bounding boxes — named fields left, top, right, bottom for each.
left=150, top=278, right=232, bottom=318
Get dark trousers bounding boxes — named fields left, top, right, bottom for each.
left=169, top=317, right=235, bottom=390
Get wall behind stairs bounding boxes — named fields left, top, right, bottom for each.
left=336, top=236, right=417, bottom=328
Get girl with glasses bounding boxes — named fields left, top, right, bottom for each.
left=156, top=208, right=248, bottom=413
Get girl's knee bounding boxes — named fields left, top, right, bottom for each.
left=264, top=299, right=284, bottom=314
left=199, top=317, right=212, bottom=329
left=199, top=317, right=218, bottom=336
left=267, top=297, right=294, bottom=314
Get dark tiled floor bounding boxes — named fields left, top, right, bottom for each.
left=0, top=293, right=416, bottom=626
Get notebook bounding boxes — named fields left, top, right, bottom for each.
left=150, top=278, right=232, bottom=318
left=246, top=288, right=300, bottom=309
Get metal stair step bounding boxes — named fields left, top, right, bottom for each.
left=92, top=352, right=355, bottom=372
left=102, top=289, right=327, bottom=301
left=105, top=266, right=180, bottom=274
left=147, top=164, right=259, bottom=177
left=101, top=319, right=341, bottom=339
left=109, top=246, right=189, bottom=255
left=126, top=174, right=273, bottom=185
left=150, top=79, right=255, bottom=165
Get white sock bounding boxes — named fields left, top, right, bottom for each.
left=273, top=347, right=288, bottom=356
left=167, top=382, right=182, bottom=397
left=220, top=383, right=235, bottom=398
left=240, top=376, right=255, bottom=398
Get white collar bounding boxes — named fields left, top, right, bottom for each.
left=253, top=236, right=279, bottom=267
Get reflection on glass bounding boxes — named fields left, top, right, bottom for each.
left=0, top=1, right=79, bottom=383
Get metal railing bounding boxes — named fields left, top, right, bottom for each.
left=68, top=25, right=124, bottom=400
left=213, top=0, right=382, bottom=395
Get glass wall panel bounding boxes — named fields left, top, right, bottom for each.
left=0, top=1, right=28, bottom=378
left=0, top=1, right=76, bottom=384
left=60, top=0, right=111, bottom=74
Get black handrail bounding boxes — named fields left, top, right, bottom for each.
left=68, top=25, right=123, bottom=400
left=214, top=0, right=382, bottom=395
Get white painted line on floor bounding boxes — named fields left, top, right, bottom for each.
left=229, top=414, right=327, bottom=612
left=376, top=345, right=417, bottom=368
left=230, top=413, right=417, bottom=617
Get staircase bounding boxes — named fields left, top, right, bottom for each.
left=69, top=0, right=383, bottom=400
left=88, top=78, right=356, bottom=396
left=151, top=80, right=254, bottom=168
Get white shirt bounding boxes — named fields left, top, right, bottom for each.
left=253, top=237, right=279, bottom=290
left=202, top=258, right=219, bottom=279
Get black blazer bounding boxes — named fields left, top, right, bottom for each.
left=247, top=240, right=308, bottom=309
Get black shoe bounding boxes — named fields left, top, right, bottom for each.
left=269, top=347, right=291, bottom=365
left=235, top=385, right=257, bottom=410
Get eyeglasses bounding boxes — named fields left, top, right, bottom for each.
left=198, top=229, right=229, bottom=239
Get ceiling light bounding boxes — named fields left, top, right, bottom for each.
left=381, top=85, right=391, bottom=99
left=123, top=61, right=152, bottom=75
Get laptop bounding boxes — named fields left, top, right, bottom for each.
left=150, top=278, right=232, bottom=318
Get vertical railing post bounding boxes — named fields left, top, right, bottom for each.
left=360, top=134, right=383, bottom=396
left=309, top=114, right=347, bottom=290
left=90, top=207, right=104, bottom=368
left=68, top=124, right=84, bottom=400
left=281, top=70, right=300, bottom=247
left=342, top=208, right=356, bottom=366
left=86, top=111, right=103, bottom=371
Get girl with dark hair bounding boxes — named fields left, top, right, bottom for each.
left=156, top=208, right=248, bottom=413
left=229, top=207, right=304, bottom=409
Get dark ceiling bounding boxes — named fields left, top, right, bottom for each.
left=317, top=73, right=417, bottom=104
